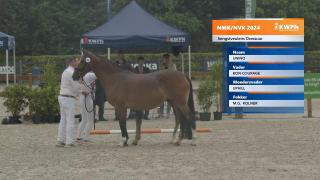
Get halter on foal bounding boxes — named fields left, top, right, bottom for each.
left=73, top=50, right=197, bottom=146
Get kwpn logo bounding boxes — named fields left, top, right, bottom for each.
left=81, top=37, right=103, bottom=45
left=165, top=36, right=186, bottom=43
left=274, top=22, right=300, bottom=32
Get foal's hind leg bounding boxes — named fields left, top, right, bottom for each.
left=170, top=104, right=184, bottom=146
left=133, top=110, right=142, bottom=145
left=177, top=105, right=197, bottom=146
left=170, top=105, right=180, bottom=144
left=118, top=107, right=129, bottom=146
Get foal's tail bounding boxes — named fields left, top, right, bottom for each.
left=182, top=76, right=196, bottom=139
left=186, top=76, right=196, bottom=128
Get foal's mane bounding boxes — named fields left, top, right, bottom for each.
left=95, top=54, right=133, bottom=73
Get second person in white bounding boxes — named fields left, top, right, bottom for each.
left=77, top=71, right=97, bottom=142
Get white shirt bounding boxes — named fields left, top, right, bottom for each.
left=81, top=72, right=97, bottom=93
left=59, top=66, right=81, bottom=97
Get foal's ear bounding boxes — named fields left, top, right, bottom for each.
left=82, top=49, right=90, bottom=54
left=82, top=49, right=102, bottom=62
left=83, top=49, right=96, bottom=58
left=82, top=49, right=92, bottom=58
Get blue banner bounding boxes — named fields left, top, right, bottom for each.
left=224, top=46, right=304, bottom=114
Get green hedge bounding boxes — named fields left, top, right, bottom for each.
left=4, top=51, right=320, bottom=74
left=305, top=51, right=320, bottom=68
left=17, top=52, right=222, bottom=74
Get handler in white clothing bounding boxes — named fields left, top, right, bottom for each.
left=77, top=72, right=96, bottom=142
left=56, top=58, right=80, bottom=147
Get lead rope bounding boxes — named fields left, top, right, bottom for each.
left=92, top=85, right=96, bottom=130
left=81, top=77, right=96, bottom=129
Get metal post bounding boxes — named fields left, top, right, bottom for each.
left=80, top=39, right=82, bottom=54
left=188, top=45, right=191, bottom=78
left=245, top=0, right=256, bottom=46
left=6, top=49, right=9, bottom=86
left=236, top=0, right=256, bottom=118
left=107, top=0, right=112, bottom=21
left=13, top=46, right=16, bottom=84
left=93, top=85, right=96, bottom=129
left=107, top=48, right=111, bottom=60
left=19, top=60, right=22, bottom=84
left=245, top=0, right=256, bottom=18
left=27, top=73, right=32, bottom=88
left=307, top=98, right=312, bottom=118
left=181, top=53, right=184, bottom=73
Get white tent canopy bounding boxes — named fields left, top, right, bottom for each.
left=0, top=31, right=16, bottom=85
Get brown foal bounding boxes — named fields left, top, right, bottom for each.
left=73, top=50, right=196, bottom=146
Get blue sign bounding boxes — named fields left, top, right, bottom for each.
left=224, top=46, right=304, bottom=114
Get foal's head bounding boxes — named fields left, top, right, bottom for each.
left=72, top=49, right=95, bottom=81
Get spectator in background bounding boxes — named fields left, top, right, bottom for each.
left=115, top=50, right=126, bottom=65
left=159, top=53, right=176, bottom=119
left=115, top=50, right=133, bottom=71
left=134, top=56, right=150, bottom=120
left=161, top=53, right=177, bottom=71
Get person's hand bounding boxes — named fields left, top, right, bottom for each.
left=82, top=91, right=89, bottom=95
left=74, top=58, right=81, bottom=68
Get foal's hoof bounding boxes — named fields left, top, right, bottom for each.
left=169, top=139, right=176, bottom=144
left=132, top=140, right=139, bottom=146
left=191, top=138, right=197, bottom=146
left=174, top=141, right=181, bottom=146
left=118, top=142, right=128, bottom=147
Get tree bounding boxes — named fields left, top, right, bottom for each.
left=0, top=0, right=318, bottom=55
left=256, top=0, right=320, bottom=50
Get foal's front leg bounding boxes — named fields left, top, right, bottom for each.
left=118, top=107, right=129, bottom=146
left=177, top=105, right=197, bottom=146
left=133, top=110, right=142, bottom=145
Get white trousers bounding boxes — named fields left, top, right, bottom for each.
left=77, top=94, right=94, bottom=140
left=57, top=96, right=76, bottom=145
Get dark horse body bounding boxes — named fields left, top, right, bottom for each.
left=73, top=50, right=196, bottom=146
